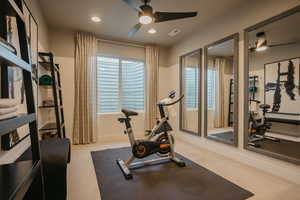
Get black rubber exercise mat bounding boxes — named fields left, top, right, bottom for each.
left=91, top=147, right=253, bottom=200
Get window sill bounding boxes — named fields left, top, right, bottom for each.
left=97, top=111, right=145, bottom=115
left=186, top=108, right=198, bottom=111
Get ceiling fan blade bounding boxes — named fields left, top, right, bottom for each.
left=154, top=11, right=197, bottom=23
left=269, top=42, right=298, bottom=48
left=122, top=0, right=142, bottom=12
left=128, top=23, right=142, bottom=37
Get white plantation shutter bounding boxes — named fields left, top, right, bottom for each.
left=97, top=56, right=145, bottom=113
left=185, top=67, right=199, bottom=109
left=121, top=60, right=145, bottom=110
left=97, top=57, right=120, bottom=113
left=207, top=69, right=216, bottom=110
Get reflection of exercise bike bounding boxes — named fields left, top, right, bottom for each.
left=248, top=100, right=280, bottom=147
left=117, top=91, right=186, bottom=179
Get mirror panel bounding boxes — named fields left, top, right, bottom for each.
left=180, top=49, right=201, bottom=135
left=204, top=34, right=239, bottom=146
left=245, top=8, right=300, bottom=164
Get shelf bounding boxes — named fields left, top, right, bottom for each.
left=39, top=84, right=61, bottom=90
left=0, top=114, right=36, bottom=137
left=0, top=160, right=41, bottom=200
left=39, top=122, right=57, bottom=131
left=39, top=61, right=59, bottom=72
left=38, top=105, right=62, bottom=109
left=39, top=105, right=55, bottom=108
left=0, top=45, right=32, bottom=72
left=2, top=0, right=26, bottom=22
left=39, top=121, right=65, bottom=132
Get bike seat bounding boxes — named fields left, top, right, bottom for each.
left=259, top=104, right=271, bottom=110
left=121, top=109, right=138, bottom=117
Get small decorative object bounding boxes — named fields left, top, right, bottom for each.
left=42, top=131, right=58, bottom=140
left=39, top=74, right=53, bottom=85
left=43, top=100, right=54, bottom=106
left=32, top=64, right=38, bottom=82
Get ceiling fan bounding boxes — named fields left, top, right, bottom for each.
left=249, top=32, right=299, bottom=52
left=122, top=0, right=198, bottom=37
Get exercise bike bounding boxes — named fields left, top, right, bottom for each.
left=116, top=91, right=186, bottom=179
left=248, top=100, right=280, bottom=147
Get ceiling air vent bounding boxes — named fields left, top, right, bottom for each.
left=168, top=28, right=181, bottom=37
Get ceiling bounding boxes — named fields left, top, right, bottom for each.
left=39, top=0, right=245, bottom=46
left=208, top=39, right=234, bottom=57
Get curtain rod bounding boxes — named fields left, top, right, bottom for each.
left=97, top=38, right=146, bottom=49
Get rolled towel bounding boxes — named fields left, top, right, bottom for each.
left=0, top=106, right=18, bottom=115
left=0, top=111, right=18, bottom=121
left=0, top=98, right=18, bottom=108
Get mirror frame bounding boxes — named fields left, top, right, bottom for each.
left=204, top=33, right=239, bottom=146
left=243, top=5, right=300, bottom=165
left=179, top=48, right=202, bottom=136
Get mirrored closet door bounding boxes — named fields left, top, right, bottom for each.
left=180, top=49, right=201, bottom=135
left=244, top=7, right=300, bottom=164
left=204, top=34, right=239, bottom=146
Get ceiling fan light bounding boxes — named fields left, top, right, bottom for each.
left=139, top=15, right=153, bottom=24
left=255, top=31, right=268, bottom=52
left=256, top=45, right=268, bottom=52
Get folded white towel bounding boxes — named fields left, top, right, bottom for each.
left=0, top=106, right=18, bottom=115
left=0, top=111, right=18, bottom=121
left=0, top=98, right=18, bottom=108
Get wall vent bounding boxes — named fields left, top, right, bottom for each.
left=168, top=28, right=181, bottom=37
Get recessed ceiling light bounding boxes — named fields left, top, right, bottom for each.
left=148, top=28, right=157, bottom=34
left=91, top=16, right=101, bottom=23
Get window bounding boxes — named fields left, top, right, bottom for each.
left=97, top=56, right=145, bottom=114
left=184, top=67, right=199, bottom=109
left=207, top=69, right=216, bottom=110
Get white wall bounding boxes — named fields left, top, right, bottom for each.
left=0, top=0, right=49, bottom=164
left=166, top=0, right=300, bottom=184
left=24, top=0, right=50, bottom=51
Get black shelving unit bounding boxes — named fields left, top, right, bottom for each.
left=249, top=75, right=258, bottom=101
left=38, top=52, right=66, bottom=138
left=228, top=79, right=234, bottom=127
left=0, top=0, right=45, bottom=199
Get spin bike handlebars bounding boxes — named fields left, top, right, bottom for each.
left=158, top=95, right=184, bottom=106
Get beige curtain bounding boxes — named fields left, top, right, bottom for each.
left=145, top=45, right=159, bottom=130
left=214, top=58, right=226, bottom=128
left=73, top=32, right=97, bottom=144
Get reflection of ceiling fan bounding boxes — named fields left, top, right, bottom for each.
left=249, top=32, right=299, bottom=52
left=122, top=0, right=198, bottom=37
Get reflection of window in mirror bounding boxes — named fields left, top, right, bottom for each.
left=207, top=69, right=216, bottom=110
left=205, top=34, right=239, bottom=146
left=207, top=57, right=234, bottom=129
left=184, top=67, right=199, bottom=110
left=245, top=9, right=300, bottom=164
left=180, top=49, right=201, bottom=136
